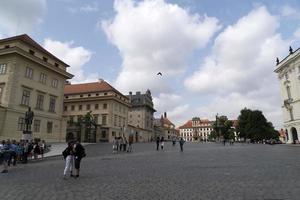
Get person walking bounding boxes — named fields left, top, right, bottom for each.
left=127, top=134, right=133, bottom=153
left=0, top=140, right=9, bottom=173
left=156, top=137, right=160, bottom=151
left=172, top=137, right=176, bottom=146
left=112, top=137, right=118, bottom=153
left=62, top=141, right=74, bottom=178
left=179, top=138, right=185, bottom=152
left=160, top=137, right=165, bottom=150
left=73, top=140, right=86, bottom=178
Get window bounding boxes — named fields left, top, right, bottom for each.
left=95, top=104, right=99, bottom=110
left=4, top=45, right=10, bottom=48
left=103, top=103, right=107, bottom=109
left=0, top=86, right=3, bottom=103
left=80, top=95, right=83, bottom=97
left=96, top=93, right=99, bottom=96
left=25, top=67, right=33, bottom=79
left=79, top=105, right=82, bottom=110
left=0, top=64, right=7, bottom=74
left=51, top=79, right=58, bottom=88
left=33, top=120, right=41, bottom=132
left=88, top=94, right=91, bottom=97
left=104, top=92, right=107, bottom=95
left=114, top=115, right=117, bottom=126
left=93, top=114, right=99, bottom=124
left=71, top=105, right=75, bottom=111
left=47, top=122, right=53, bottom=133
left=64, top=106, right=67, bottom=111
left=29, top=49, right=35, bottom=55
left=21, top=89, right=30, bottom=106
left=39, top=73, right=47, bottom=84
left=55, top=63, right=59, bottom=68
left=69, top=116, right=74, bottom=123
left=18, top=117, right=25, bottom=131
left=49, top=96, right=56, bottom=112
left=36, top=94, right=44, bottom=110
left=102, top=114, right=107, bottom=125
left=43, top=57, right=48, bottom=62
left=86, top=104, right=90, bottom=110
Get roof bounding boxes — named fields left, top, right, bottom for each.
left=179, top=120, right=192, bottom=129
left=64, top=80, right=127, bottom=99
left=162, top=117, right=175, bottom=127
left=0, top=34, right=69, bottom=67
left=274, top=47, right=300, bottom=73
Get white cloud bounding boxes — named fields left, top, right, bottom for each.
left=102, top=0, right=221, bottom=94
left=294, top=27, right=300, bottom=39
left=80, top=3, right=99, bottom=12
left=43, top=39, right=94, bottom=83
left=280, top=5, right=300, bottom=19
left=184, top=6, right=289, bottom=128
left=0, top=0, right=46, bottom=37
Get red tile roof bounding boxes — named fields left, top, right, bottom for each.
left=162, top=117, right=175, bottom=127
left=64, top=80, right=127, bottom=99
left=179, top=120, right=192, bottom=129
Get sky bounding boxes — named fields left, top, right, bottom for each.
left=1, top=0, right=300, bottom=128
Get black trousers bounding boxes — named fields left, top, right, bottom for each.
left=75, top=157, right=82, bottom=169
left=156, top=143, right=159, bottom=150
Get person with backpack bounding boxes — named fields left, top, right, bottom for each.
left=73, top=140, right=86, bottom=178
left=179, top=137, right=185, bottom=152
left=62, top=141, right=74, bottom=179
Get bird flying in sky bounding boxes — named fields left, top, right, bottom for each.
left=157, top=72, right=162, bottom=76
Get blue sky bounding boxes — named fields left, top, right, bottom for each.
left=1, top=0, right=300, bottom=128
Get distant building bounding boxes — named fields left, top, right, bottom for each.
left=179, top=117, right=213, bottom=141
left=160, top=112, right=176, bottom=140
left=126, top=90, right=156, bottom=142
left=0, top=34, right=73, bottom=142
left=63, top=80, right=131, bottom=142
left=274, top=47, right=300, bottom=144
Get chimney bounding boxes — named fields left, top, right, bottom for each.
left=164, top=112, right=167, bottom=118
left=98, top=78, right=104, bottom=83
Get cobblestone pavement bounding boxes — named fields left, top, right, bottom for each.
left=1, top=142, right=300, bottom=200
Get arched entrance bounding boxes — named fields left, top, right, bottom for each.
left=291, top=127, right=298, bottom=144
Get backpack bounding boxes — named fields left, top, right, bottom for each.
left=62, top=148, right=68, bottom=159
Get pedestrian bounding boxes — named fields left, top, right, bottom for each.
left=123, top=137, right=127, bottom=152
left=118, top=137, right=123, bottom=151
left=160, top=137, right=165, bottom=150
left=172, top=137, right=176, bottom=146
left=127, top=135, right=133, bottom=153
left=223, top=139, right=226, bottom=146
left=73, top=140, right=86, bottom=178
left=179, top=138, right=185, bottom=152
left=0, top=140, right=9, bottom=173
left=33, top=142, right=40, bottom=160
left=156, top=137, right=160, bottom=151
left=62, top=141, right=74, bottom=178
left=112, top=137, right=118, bottom=153
left=40, top=140, right=46, bottom=159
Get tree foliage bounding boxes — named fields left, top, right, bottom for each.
left=212, top=115, right=234, bottom=140
left=236, top=108, right=278, bottom=141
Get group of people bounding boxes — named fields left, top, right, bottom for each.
left=62, top=140, right=86, bottom=179
left=112, top=135, right=133, bottom=153
left=0, top=139, right=47, bottom=173
left=156, top=137, right=185, bottom=152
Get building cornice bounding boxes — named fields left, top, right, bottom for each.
left=64, top=96, right=132, bottom=107
left=274, top=48, right=300, bottom=73
left=0, top=46, right=73, bottom=79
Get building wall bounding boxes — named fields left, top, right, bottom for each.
left=64, top=91, right=130, bottom=143
left=0, top=38, right=71, bottom=142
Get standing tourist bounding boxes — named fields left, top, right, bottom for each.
left=179, top=138, right=185, bottom=152
left=172, top=137, right=176, bottom=146
left=73, top=140, right=86, bottom=178
left=156, top=137, right=160, bottom=151
left=112, top=137, right=118, bottom=153
left=127, top=134, right=133, bottom=153
left=160, top=137, right=165, bottom=150
left=0, top=140, right=9, bottom=173
left=62, top=141, right=74, bottom=178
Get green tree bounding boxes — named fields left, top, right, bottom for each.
left=212, top=115, right=234, bottom=140
left=237, top=108, right=278, bottom=142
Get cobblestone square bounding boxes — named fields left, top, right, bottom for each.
left=1, top=142, right=300, bottom=200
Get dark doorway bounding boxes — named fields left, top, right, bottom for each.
left=135, top=132, right=139, bottom=142
left=291, top=127, right=298, bottom=144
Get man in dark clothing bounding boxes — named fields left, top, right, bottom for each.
left=179, top=138, right=185, bottom=152
left=73, top=141, right=86, bottom=178
left=156, top=137, right=160, bottom=151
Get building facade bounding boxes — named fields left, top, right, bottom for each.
left=160, top=112, right=176, bottom=140
left=126, top=90, right=156, bottom=142
left=0, top=34, right=73, bottom=142
left=63, top=80, right=131, bottom=142
left=179, top=117, right=213, bottom=142
left=275, top=47, right=300, bottom=144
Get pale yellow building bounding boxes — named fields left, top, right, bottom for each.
left=275, top=47, right=300, bottom=144
left=0, top=34, right=73, bottom=142
left=179, top=118, right=213, bottom=142
left=63, top=80, right=131, bottom=142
